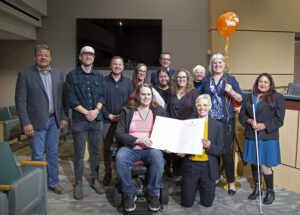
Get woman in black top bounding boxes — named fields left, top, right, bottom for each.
left=239, top=73, right=285, bottom=204
left=167, top=69, right=199, bottom=179
left=153, top=68, right=171, bottom=104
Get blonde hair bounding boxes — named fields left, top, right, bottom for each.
left=171, top=69, right=194, bottom=95
left=196, top=94, right=212, bottom=109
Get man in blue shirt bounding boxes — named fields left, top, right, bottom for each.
left=65, top=46, right=106, bottom=200
left=15, top=44, right=68, bottom=195
left=150, top=52, right=175, bottom=86
left=102, top=56, right=133, bottom=186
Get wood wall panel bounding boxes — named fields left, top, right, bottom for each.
left=274, top=165, right=300, bottom=193
left=279, top=110, right=298, bottom=167
left=297, top=113, right=300, bottom=169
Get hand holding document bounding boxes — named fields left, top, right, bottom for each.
left=150, top=116, right=205, bottom=155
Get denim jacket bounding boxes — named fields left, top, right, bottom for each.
left=65, top=67, right=105, bottom=122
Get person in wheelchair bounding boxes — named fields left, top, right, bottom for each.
left=115, top=83, right=166, bottom=212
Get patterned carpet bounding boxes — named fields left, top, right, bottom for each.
left=12, top=138, right=300, bottom=215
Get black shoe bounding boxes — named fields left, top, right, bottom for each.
left=228, top=184, right=236, bottom=196
left=103, top=174, right=112, bottom=186
left=148, top=196, right=160, bottom=212
left=263, top=173, right=275, bottom=204
left=263, top=189, right=275, bottom=205
left=124, top=195, right=136, bottom=212
left=73, top=182, right=83, bottom=200
left=248, top=184, right=262, bottom=200
left=91, top=179, right=105, bottom=194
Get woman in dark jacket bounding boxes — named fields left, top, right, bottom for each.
left=200, top=53, right=242, bottom=195
left=180, top=94, right=224, bottom=208
left=167, top=69, right=199, bottom=179
left=115, top=83, right=166, bottom=212
left=239, top=73, right=285, bottom=205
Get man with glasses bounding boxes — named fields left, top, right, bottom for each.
left=151, top=52, right=175, bottom=86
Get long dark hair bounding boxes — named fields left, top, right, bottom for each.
left=252, top=73, right=276, bottom=107
left=126, top=83, right=158, bottom=109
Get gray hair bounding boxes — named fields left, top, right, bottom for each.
left=208, top=53, right=226, bottom=75
left=196, top=94, right=212, bottom=108
left=34, top=44, right=52, bottom=56
left=192, top=65, right=205, bottom=74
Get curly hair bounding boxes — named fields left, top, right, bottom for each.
left=171, top=69, right=195, bottom=95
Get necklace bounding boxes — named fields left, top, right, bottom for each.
left=137, top=108, right=151, bottom=121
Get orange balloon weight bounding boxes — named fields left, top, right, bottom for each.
left=217, top=12, right=239, bottom=37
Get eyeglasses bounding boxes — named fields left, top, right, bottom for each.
left=160, top=58, right=171, bottom=61
left=138, top=70, right=147, bottom=73
left=176, top=76, right=187, bottom=80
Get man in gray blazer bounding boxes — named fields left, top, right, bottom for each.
left=15, top=44, right=68, bottom=195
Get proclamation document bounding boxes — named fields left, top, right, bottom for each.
left=150, top=116, right=205, bottom=155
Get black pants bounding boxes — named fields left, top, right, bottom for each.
left=171, top=153, right=183, bottom=176
left=103, top=122, right=117, bottom=175
left=219, top=119, right=235, bottom=184
left=181, top=158, right=215, bottom=207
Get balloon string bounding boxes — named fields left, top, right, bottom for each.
left=224, top=36, right=230, bottom=71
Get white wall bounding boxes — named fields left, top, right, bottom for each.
left=0, top=0, right=209, bottom=106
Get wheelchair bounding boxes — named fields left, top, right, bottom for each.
left=112, top=160, right=169, bottom=212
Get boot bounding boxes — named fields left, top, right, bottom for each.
left=248, top=165, right=262, bottom=200
left=263, top=173, right=275, bottom=204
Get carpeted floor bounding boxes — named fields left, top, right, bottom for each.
left=12, top=138, right=300, bottom=215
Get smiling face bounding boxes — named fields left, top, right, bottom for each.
left=212, top=59, right=225, bottom=75
left=257, top=75, right=271, bottom=93
left=194, top=69, right=205, bottom=81
left=35, top=48, right=52, bottom=69
left=176, top=71, right=188, bottom=88
left=159, top=53, right=171, bottom=68
left=196, top=98, right=211, bottom=118
left=138, top=86, right=153, bottom=107
left=110, top=58, right=124, bottom=75
left=158, top=71, right=169, bottom=87
left=137, top=65, right=147, bottom=82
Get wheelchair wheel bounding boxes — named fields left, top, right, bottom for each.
left=113, top=185, right=122, bottom=208
left=160, top=183, right=169, bottom=205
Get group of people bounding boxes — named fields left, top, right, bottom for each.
left=15, top=44, right=285, bottom=212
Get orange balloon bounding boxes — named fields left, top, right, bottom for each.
left=217, top=12, right=239, bottom=37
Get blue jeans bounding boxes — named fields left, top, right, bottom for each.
left=28, top=116, right=60, bottom=188
left=71, top=120, right=103, bottom=183
left=115, top=147, right=164, bottom=197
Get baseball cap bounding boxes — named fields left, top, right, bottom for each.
left=80, top=46, right=95, bottom=55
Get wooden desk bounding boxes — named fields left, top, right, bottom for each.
left=274, top=94, right=300, bottom=193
